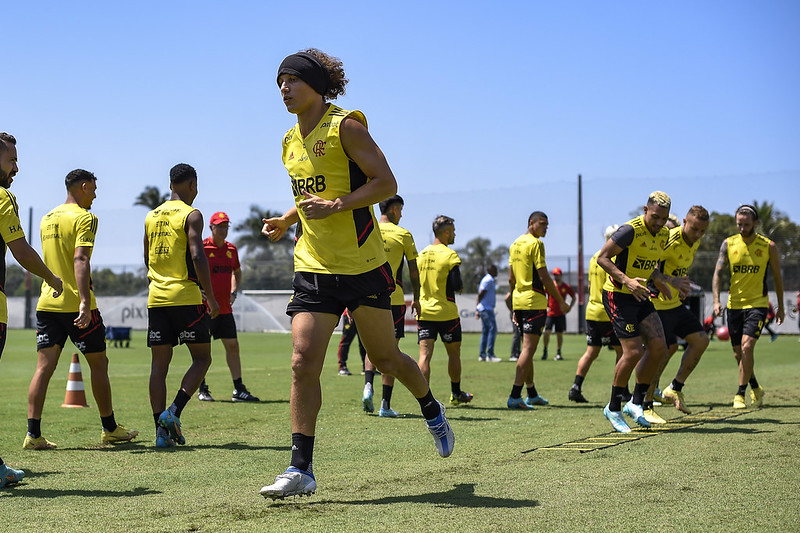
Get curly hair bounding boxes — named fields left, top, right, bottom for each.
left=302, top=48, right=348, bottom=101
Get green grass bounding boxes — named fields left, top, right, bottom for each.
left=1, top=329, right=799, bottom=532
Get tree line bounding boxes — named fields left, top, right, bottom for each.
left=5, top=194, right=798, bottom=298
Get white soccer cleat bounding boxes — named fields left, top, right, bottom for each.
left=260, top=467, right=316, bottom=500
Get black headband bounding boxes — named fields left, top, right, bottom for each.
left=277, top=52, right=329, bottom=96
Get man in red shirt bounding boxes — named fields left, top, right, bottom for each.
left=541, top=267, right=575, bottom=361
left=199, top=212, right=259, bottom=402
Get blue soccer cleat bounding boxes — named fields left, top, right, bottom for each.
left=158, top=410, right=185, bottom=445
left=425, top=401, right=455, bottom=458
left=604, top=404, right=632, bottom=433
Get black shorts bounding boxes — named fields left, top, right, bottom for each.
left=657, top=305, right=704, bottom=346
left=585, top=319, right=621, bottom=347
left=545, top=315, right=567, bottom=333
left=603, top=290, right=657, bottom=339
left=514, top=309, right=547, bottom=336
left=148, top=304, right=210, bottom=347
left=286, top=262, right=393, bottom=317
left=36, top=310, right=107, bottom=354
left=392, top=304, right=406, bottom=339
left=0, top=322, right=6, bottom=360
left=727, top=308, right=768, bottom=346
left=210, top=313, right=237, bottom=340
left=417, top=318, right=462, bottom=343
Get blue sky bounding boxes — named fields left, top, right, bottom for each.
left=4, top=1, right=799, bottom=272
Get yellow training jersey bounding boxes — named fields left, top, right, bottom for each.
left=379, top=221, right=418, bottom=306
left=603, top=216, right=669, bottom=295
left=586, top=251, right=610, bottom=322
left=0, top=187, right=25, bottom=323
left=145, top=200, right=202, bottom=308
left=282, top=104, right=386, bottom=275
left=653, top=226, right=700, bottom=311
left=418, top=243, right=461, bottom=321
left=509, top=233, right=548, bottom=311
left=37, top=203, right=98, bottom=313
left=726, top=233, right=771, bottom=309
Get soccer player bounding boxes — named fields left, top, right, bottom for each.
left=0, top=132, right=62, bottom=486
left=476, top=264, right=501, bottom=363
left=507, top=211, right=568, bottom=409
left=712, top=204, right=784, bottom=409
left=259, top=49, right=453, bottom=499
left=598, top=191, right=690, bottom=433
left=335, top=309, right=365, bottom=376
left=144, top=163, right=219, bottom=448
left=417, top=215, right=473, bottom=406
left=568, top=225, right=624, bottom=404
left=541, top=267, right=575, bottom=361
left=198, top=211, right=259, bottom=402
left=642, top=205, right=710, bottom=423
left=361, top=194, right=421, bottom=417
left=25, top=169, right=138, bottom=450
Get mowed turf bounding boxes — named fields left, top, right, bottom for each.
left=1, top=329, right=799, bottom=532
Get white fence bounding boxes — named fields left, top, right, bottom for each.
left=5, top=291, right=798, bottom=335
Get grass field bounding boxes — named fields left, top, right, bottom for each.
left=1, top=328, right=799, bottom=532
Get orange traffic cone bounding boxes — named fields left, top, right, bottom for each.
left=62, top=353, right=89, bottom=408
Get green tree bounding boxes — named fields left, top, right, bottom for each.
left=455, top=237, right=508, bottom=293
left=133, top=186, right=169, bottom=209
left=233, top=205, right=296, bottom=290
left=91, top=267, right=149, bottom=296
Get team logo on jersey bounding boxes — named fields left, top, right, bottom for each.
left=209, top=252, right=215, bottom=258
left=312, top=140, right=326, bottom=157
left=226, top=251, right=232, bottom=258
left=755, top=249, right=763, bottom=257
left=288, top=151, right=294, bottom=160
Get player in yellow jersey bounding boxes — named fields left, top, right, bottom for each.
left=507, top=211, right=568, bottom=410
left=145, top=163, right=219, bottom=449
left=417, top=215, right=473, bottom=406
left=25, top=169, right=138, bottom=450
left=712, top=204, right=784, bottom=409
left=568, top=225, right=624, bottom=404
left=640, top=206, right=710, bottom=423
left=360, top=194, right=421, bottom=417
left=260, top=49, right=453, bottom=500
left=0, top=132, right=62, bottom=487
left=598, top=192, right=690, bottom=433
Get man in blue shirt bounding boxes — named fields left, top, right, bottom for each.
left=476, top=264, right=501, bottom=362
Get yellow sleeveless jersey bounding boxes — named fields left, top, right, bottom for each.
left=586, top=251, right=610, bottom=321
left=418, top=243, right=461, bottom=321
left=509, top=233, right=548, bottom=311
left=145, top=200, right=202, bottom=308
left=726, top=233, right=771, bottom=309
left=282, top=104, right=386, bottom=275
left=379, top=221, right=418, bottom=306
left=603, top=216, right=669, bottom=295
left=652, top=226, right=699, bottom=311
left=37, top=203, right=98, bottom=312
left=0, top=188, right=25, bottom=323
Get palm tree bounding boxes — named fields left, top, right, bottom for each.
left=134, top=186, right=169, bottom=209
left=234, top=204, right=295, bottom=257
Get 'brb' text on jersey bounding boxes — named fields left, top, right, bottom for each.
left=603, top=215, right=669, bottom=295
left=0, top=187, right=25, bottom=323
left=282, top=104, right=386, bottom=275
left=145, top=200, right=202, bottom=308
left=509, top=233, right=548, bottom=311
left=585, top=251, right=610, bottom=322
left=418, top=243, right=461, bottom=321
left=379, top=221, right=418, bottom=306
left=652, top=226, right=700, bottom=311
left=726, top=233, right=771, bottom=309
left=37, top=203, right=98, bottom=313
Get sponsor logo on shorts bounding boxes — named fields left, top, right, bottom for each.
left=37, top=333, right=49, bottom=345
left=625, top=324, right=635, bottom=333
left=74, top=341, right=86, bottom=353
left=179, top=330, right=196, bottom=341
left=149, top=331, right=162, bottom=342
